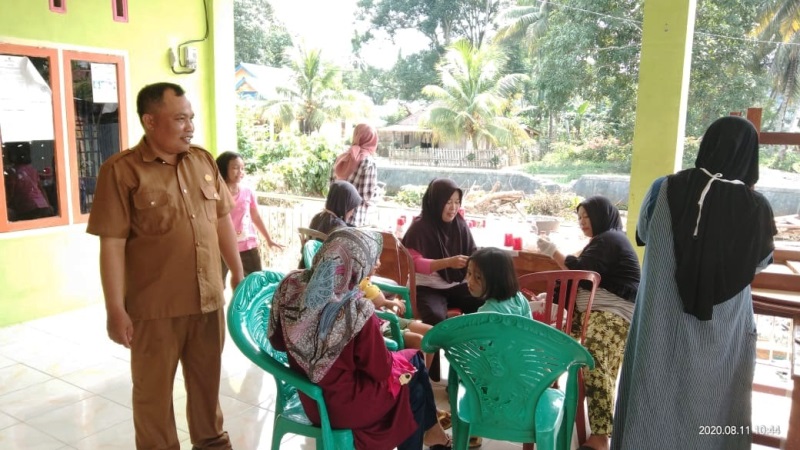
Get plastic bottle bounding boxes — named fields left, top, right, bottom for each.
left=394, top=216, right=406, bottom=239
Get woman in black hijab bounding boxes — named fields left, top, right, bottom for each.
left=536, top=195, right=640, bottom=450
left=309, top=180, right=362, bottom=236
left=402, top=178, right=483, bottom=325
left=612, top=116, right=776, bottom=450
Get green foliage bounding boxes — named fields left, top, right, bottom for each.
left=423, top=40, right=531, bottom=149
left=762, top=145, right=800, bottom=173
left=260, top=47, right=375, bottom=135
left=545, top=137, right=631, bottom=166
left=252, top=134, right=339, bottom=196
left=390, top=50, right=442, bottom=101
left=681, top=136, right=701, bottom=170
left=356, top=0, right=502, bottom=50
left=342, top=65, right=394, bottom=105
left=233, top=0, right=293, bottom=66
left=687, top=0, right=770, bottom=135
left=522, top=137, right=632, bottom=181
left=394, top=184, right=427, bottom=208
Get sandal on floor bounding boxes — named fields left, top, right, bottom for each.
left=437, top=409, right=452, bottom=430
left=469, top=436, right=483, bottom=448
left=428, top=435, right=452, bottom=450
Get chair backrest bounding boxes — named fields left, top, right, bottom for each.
left=421, top=313, right=594, bottom=444
left=227, top=271, right=301, bottom=406
left=298, top=226, right=328, bottom=245
left=517, top=270, right=600, bottom=343
left=302, top=239, right=324, bottom=268
left=373, top=231, right=417, bottom=319
left=512, top=250, right=566, bottom=278
left=228, top=270, right=352, bottom=449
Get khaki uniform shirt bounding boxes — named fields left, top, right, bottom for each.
left=87, top=138, right=233, bottom=320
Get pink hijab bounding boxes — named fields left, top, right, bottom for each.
left=332, top=123, right=378, bottom=180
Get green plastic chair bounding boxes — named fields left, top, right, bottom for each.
left=302, top=236, right=405, bottom=350
left=421, top=313, right=595, bottom=450
left=227, top=270, right=355, bottom=450
left=302, top=239, right=323, bottom=269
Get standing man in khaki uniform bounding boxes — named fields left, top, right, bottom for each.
left=87, top=82, right=243, bottom=450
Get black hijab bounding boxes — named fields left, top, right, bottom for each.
left=667, top=116, right=776, bottom=321
left=309, top=181, right=362, bottom=236
left=579, top=195, right=622, bottom=235
left=402, top=178, right=476, bottom=283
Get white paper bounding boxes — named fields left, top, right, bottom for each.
left=90, top=63, right=118, bottom=104
left=0, top=55, right=55, bottom=142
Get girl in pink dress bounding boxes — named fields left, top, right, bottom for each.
left=215, top=152, right=283, bottom=278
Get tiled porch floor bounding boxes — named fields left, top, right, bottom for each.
left=0, top=303, right=790, bottom=449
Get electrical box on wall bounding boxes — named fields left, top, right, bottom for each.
left=182, top=46, right=198, bottom=70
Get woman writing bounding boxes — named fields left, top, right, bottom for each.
left=268, top=228, right=451, bottom=450
left=537, top=195, right=640, bottom=450
left=612, top=116, right=776, bottom=450
left=331, top=123, right=379, bottom=226
left=402, top=178, right=482, bottom=325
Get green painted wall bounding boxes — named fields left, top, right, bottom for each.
left=0, top=229, right=102, bottom=325
left=0, top=0, right=235, bottom=326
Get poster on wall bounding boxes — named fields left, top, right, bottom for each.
left=0, top=55, right=55, bottom=142
left=90, top=63, right=118, bottom=104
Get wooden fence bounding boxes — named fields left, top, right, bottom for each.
left=386, top=147, right=508, bottom=169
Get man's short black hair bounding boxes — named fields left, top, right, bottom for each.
left=136, top=82, right=185, bottom=123
left=468, top=247, right=519, bottom=301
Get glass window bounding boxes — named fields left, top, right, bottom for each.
left=0, top=54, right=60, bottom=223
left=68, top=59, right=123, bottom=215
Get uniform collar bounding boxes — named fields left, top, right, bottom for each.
left=136, top=137, right=192, bottom=164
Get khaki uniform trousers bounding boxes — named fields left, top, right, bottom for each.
left=131, top=309, right=231, bottom=450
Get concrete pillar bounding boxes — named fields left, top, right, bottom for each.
left=626, top=0, right=697, bottom=245
left=209, top=0, right=236, bottom=154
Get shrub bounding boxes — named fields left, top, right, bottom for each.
left=394, top=184, right=427, bottom=208
left=523, top=190, right=582, bottom=219
left=252, top=134, right=340, bottom=196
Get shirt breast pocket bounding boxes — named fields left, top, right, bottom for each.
left=201, top=185, right=220, bottom=222
left=132, top=190, right=175, bottom=235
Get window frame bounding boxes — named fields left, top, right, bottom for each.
left=112, top=0, right=128, bottom=23
left=0, top=43, right=69, bottom=232
left=63, top=51, right=128, bottom=223
left=49, top=0, right=66, bottom=13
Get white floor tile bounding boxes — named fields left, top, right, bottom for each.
left=224, top=405, right=275, bottom=450
left=72, top=418, right=189, bottom=450
left=220, top=366, right=277, bottom=407
left=0, top=378, right=93, bottom=421
left=0, top=354, right=16, bottom=369
left=0, top=364, right=53, bottom=396
left=1, top=303, right=796, bottom=449
left=0, top=422, right=66, bottom=450
left=0, top=411, right=20, bottom=430
left=27, top=396, right=131, bottom=444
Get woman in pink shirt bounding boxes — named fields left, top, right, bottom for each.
left=215, top=151, right=283, bottom=278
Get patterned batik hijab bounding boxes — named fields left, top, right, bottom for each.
left=268, top=228, right=383, bottom=382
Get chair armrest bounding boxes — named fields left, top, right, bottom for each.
left=372, top=281, right=413, bottom=319
left=376, top=311, right=404, bottom=350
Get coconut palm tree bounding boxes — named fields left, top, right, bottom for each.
left=493, top=0, right=553, bottom=52
left=422, top=39, right=531, bottom=150
left=752, top=0, right=800, bottom=166
left=754, top=0, right=800, bottom=129
left=263, top=47, right=373, bottom=135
